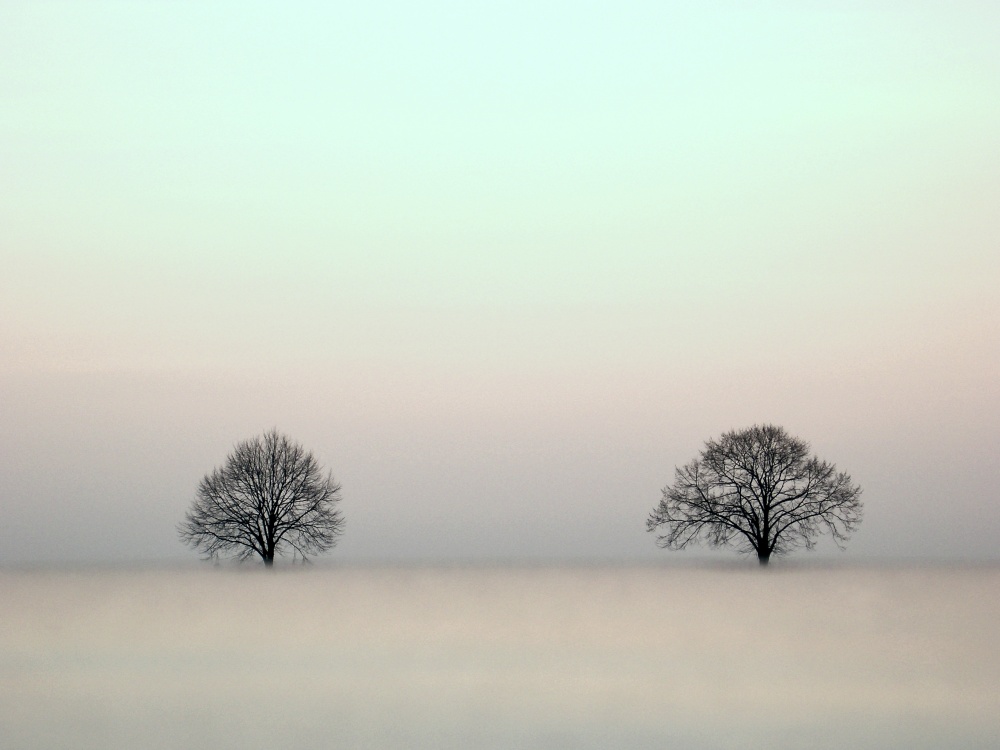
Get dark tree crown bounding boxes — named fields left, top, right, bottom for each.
left=178, top=429, right=344, bottom=565
left=647, top=424, right=862, bottom=564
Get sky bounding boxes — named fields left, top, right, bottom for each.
left=1, top=1, right=998, bottom=564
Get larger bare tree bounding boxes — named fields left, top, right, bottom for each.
left=179, top=430, right=344, bottom=566
left=647, top=424, right=862, bottom=565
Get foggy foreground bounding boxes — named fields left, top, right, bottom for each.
left=2, top=564, right=998, bottom=749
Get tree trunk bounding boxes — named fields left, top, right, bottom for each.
left=757, top=550, right=771, bottom=566
left=263, top=536, right=276, bottom=567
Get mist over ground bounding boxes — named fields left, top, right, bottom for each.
left=2, top=564, right=997, bottom=749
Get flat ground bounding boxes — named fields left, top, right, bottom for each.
left=1, top=564, right=997, bottom=749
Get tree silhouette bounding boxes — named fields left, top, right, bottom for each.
left=179, top=430, right=344, bottom=566
left=647, top=424, right=862, bottom=565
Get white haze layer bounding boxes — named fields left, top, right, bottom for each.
left=2, top=565, right=998, bottom=749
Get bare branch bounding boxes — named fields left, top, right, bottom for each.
left=647, top=424, right=862, bottom=565
left=178, top=430, right=344, bottom=566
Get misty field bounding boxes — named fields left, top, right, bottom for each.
left=1, top=565, right=998, bottom=749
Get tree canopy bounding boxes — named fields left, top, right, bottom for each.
left=179, top=430, right=344, bottom=566
left=647, top=424, right=862, bottom=565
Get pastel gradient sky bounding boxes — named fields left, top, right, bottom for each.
left=2, top=1, right=998, bottom=563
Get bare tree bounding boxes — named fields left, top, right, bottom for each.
left=179, top=430, right=344, bottom=566
left=647, top=424, right=862, bottom=565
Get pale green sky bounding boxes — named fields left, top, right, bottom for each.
left=1, top=1, right=998, bottom=562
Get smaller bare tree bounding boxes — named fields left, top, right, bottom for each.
left=179, top=430, right=344, bottom=566
left=647, top=424, right=862, bottom=565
